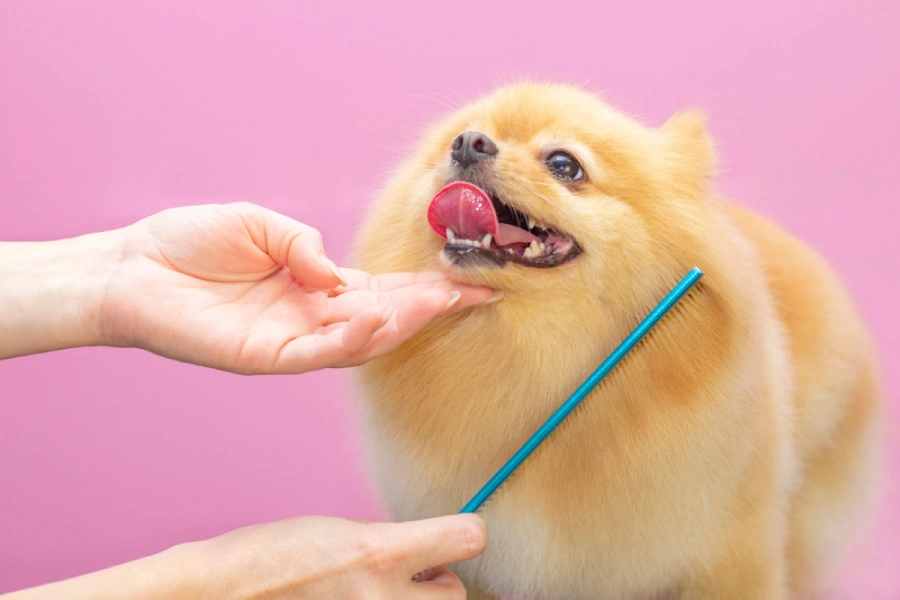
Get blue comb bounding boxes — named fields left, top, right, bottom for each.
left=459, top=267, right=704, bottom=514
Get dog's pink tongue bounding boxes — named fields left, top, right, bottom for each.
left=496, top=223, right=539, bottom=246
left=427, top=182, right=539, bottom=246
left=427, top=182, right=498, bottom=241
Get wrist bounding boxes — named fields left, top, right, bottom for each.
left=0, top=228, right=126, bottom=359
left=185, top=534, right=301, bottom=600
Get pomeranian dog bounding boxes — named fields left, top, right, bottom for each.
left=351, top=83, right=881, bottom=599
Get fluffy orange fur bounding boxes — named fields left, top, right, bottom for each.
left=351, top=83, right=881, bottom=599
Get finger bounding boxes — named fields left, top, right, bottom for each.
left=235, top=202, right=345, bottom=289
left=339, top=269, right=451, bottom=292
left=389, top=289, right=456, bottom=340
left=272, top=304, right=390, bottom=373
left=409, top=566, right=467, bottom=600
left=330, top=289, right=449, bottom=366
left=327, top=288, right=473, bottom=367
left=340, top=303, right=395, bottom=352
left=382, top=514, right=489, bottom=574
left=324, top=289, right=418, bottom=326
left=340, top=282, right=503, bottom=366
left=325, top=281, right=495, bottom=325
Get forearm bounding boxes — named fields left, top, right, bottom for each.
left=0, top=230, right=124, bottom=360
left=1, top=543, right=209, bottom=600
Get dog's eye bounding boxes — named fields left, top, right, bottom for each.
left=545, top=152, right=583, bottom=182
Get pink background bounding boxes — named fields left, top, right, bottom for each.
left=1, top=0, right=897, bottom=596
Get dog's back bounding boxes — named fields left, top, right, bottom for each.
left=727, top=203, right=881, bottom=596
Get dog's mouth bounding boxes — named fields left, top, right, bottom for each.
left=427, top=182, right=581, bottom=268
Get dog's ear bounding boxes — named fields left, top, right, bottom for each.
left=659, top=110, right=717, bottom=197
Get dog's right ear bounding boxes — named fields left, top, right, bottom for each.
left=659, top=110, right=717, bottom=197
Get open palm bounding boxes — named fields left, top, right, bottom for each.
left=99, top=203, right=494, bottom=374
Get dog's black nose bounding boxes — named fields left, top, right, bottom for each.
left=450, top=131, right=498, bottom=168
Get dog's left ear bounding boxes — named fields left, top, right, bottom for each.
left=659, top=110, right=717, bottom=196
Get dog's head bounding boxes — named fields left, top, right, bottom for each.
left=360, top=83, right=720, bottom=311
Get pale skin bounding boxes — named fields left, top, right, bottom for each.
left=0, top=202, right=501, bottom=599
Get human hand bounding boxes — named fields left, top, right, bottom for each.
left=195, top=514, right=488, bottom=599
left=2, top=514, right=488, bottom=600
left=0, top=203, right=499, bottom=370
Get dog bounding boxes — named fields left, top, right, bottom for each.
left=351, top=82, right=881, bottom=599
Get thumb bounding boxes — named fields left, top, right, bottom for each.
left=235, top=202, right=347, bottom=289
left=384, top=514, right=489, bottom=574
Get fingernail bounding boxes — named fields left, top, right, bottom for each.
left=379, top=305, right=395, bottom=328
left=412, top=568, right=433, bottom=582
left=440, top=291, right=462, bottom=315
left=480, top=290, right=504, bottom=305
left=319, top=253, right=348, bottom=287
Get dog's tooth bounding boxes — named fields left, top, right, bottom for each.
left=446, top=229, right=456, bottom=242
left=528, top=240, right=540, bottom=256
left=482, top=234, right=492, bottom=248
left=539, top=242, right=546, bottom=253
left=527, top=217, right=535, bottom=230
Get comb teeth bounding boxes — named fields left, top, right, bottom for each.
left=459, top=267, right=704, bottom=514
